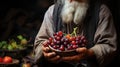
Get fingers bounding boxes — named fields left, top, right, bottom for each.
left=42, top=45, right=61, bottom=63
left=43, top=50, right=61, bottom=63
left=48, top=55, right=61, bottom=63
left=42, top=46, right=50, bottom=52
left=61, top=47, right=87, bottom=62
left=61, top=53, right=87, bottom=63
left=61, top=55, right=80, bottom=62
left=76, top=47, right=87, bottom=53
left=43, top=51, right=56, bottom=58
left=42, top=46, right=56, bottom=58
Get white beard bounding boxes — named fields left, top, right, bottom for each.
left=61, top=0, right=89, bottom=25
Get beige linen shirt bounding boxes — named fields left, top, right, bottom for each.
left=34, top=4, right=117, bottom=67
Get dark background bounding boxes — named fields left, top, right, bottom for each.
left=0, top=0, right=119, bottom=44
left=0, top=0, right=120, bottom=66
left=0, top=0, right=54, bottom=44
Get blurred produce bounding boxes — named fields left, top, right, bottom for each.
left=2, top=56, right=13, bottom=63
left=0, top=35, right=28, bottom=51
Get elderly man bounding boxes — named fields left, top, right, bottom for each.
left=33, top=0, right=117, bottom=67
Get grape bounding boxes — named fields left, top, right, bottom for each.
left=75, top=41, right=79, bottom=45
left=53, top=45, right=58, bottom=49
left=47, top=40, right=51, bottom=45
left=43, top=42, right=48, bottom=47
left=53, top=33, right=57, bottom=36
left=49, top=37, right=53, bottom=42
left=61, top=38, right=65, bottom=43
left=50, top=42, right=55, bottom=46
left=72, top=45, right=78, bottom=49
left=67, top=45, right=73, bottom=50
left=71, top=41, right=76, bottom=45
left=56, top=41, right=60, bottom=45
left=63, top=41, right=67, bottom=45
left=56, top=36, right=61, bottom=41
left=57, top=31, right=63, bottom=37
left=45, top=31, right=87, bottom=51
left=59, top=45, right=65, bottom=51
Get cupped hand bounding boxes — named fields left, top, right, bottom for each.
left=42, top=43, right=61, bottom=63
left=61, top=47, right=88, bottom=63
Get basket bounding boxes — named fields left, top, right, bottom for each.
left=0, top=48, right=27, bottom=59
left=0, top=59, right=19, bottom=67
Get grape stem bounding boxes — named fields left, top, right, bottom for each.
left=71, top=27, right=78, bottom=36
left=63, top=27, right=78, bottom=36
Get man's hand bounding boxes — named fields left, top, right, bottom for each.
left=42, top=44, right=61, bottom=63
left=61, top=47, right=94, bottom=63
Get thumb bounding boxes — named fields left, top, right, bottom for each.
left=76, top=47, right=87, bottom=53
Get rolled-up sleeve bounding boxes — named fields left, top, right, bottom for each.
left=33, top=5, right=55, bottom=62
left=90, top=5, right=117, bottom=67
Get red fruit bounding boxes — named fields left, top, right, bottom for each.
left=75, top=41, right=79, bottom=44
left=0, top=57, right=3, bottom=62
left=69, top=37, right=73, bottom=41
left=63, top=42, right=67, bottom=45
left=81, top=36, right=85, bottom=40
left=3, top=56, right=12, bottom=63
left=54, top=35, right=58, bottom=40
left=49, top=37, right=53, bottom=42
left=49, top=31, right=87, bottom=52
left=47, top=40, right=51, bottom=45
left=83, top=39, right=87, bottom=44
left=65, top=38, right=69, bottom=42
left=61, top=38, right=65, bottom=42
left=59, top=45, right=65, bottom=51
left=53, top=39, right=57, bottom=44
left=43, top=43, right=48, bottom=47
left=43, top=41, right=49, bottom=47
left=53, top=33, right=57, bottom=36
left=72, top=45, right=78, bottom=49
left=67, top=45, right=73, bottom=50
left=56, top=36, right=61, bottom=41
left=71, top=41, right=76, bottom=45
left=77, top=36, right=81, bottom=40
left=50, top=42, right=55, bottom=46
left=75, top=37, right=79, bottom=41
left=58, top=31, right=63, bottom=36
left=53, top=45, right=58, bottom=49
left=56, top=41, right=60, bottom=44
left=69, top=37, right=76, bottom=41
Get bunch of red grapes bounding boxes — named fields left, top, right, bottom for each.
left=44, top=31, right=87, bottom=51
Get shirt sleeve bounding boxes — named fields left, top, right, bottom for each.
left=33, top=5, right=55, bottom=62
left=90, top=4, right=117, bottom=67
